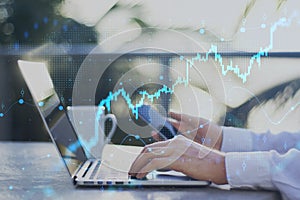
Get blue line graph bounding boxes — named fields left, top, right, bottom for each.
left=0, top=14, right=298, bottom=126
left=197, top=14, right=296, bottom=83
left=96, top=14, right=298, bottom=121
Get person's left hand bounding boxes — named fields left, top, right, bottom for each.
left=151, top=112, right=223, bottom=150
left=129, top=135, right=227, bottom=184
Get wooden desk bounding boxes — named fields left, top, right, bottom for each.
left=0, top=142, right=281, bottom=199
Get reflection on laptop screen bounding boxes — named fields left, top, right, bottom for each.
left=18, top=60, right=87, bottom=176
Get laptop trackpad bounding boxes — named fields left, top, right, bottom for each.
left=147, top=170, right=196, bottom=181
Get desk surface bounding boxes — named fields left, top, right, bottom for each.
left=0, top=142, right=281, bottom=200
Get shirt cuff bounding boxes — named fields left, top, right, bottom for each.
left=221, top=127, right=253, bottom=152
left=225, top=151, right=274, bottom=189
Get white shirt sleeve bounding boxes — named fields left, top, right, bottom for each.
left=221, top=127, right=253, bottom=152
left=225, top=149, right=300, bottom=200
left=221, top=127, right=300, bottom=200
left=221, top=126, right=300, bottom=153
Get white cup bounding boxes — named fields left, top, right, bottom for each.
left=67, top=106, right=117, bottom=158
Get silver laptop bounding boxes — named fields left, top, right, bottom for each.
left=18, top=60, right=210, bottom=187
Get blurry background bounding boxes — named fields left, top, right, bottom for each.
left=0, top=0, right=299, bottom=143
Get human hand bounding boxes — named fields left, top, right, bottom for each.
left=129, top=135, right=227, bottom=185
left=153, top=112, right=223, bottom=150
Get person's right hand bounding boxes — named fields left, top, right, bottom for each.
left=129, top=135, right=227, bottom=184
left=153, top=112, right=223, bottom=150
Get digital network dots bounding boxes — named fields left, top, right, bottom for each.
left=20, top=89, right=25, bottom=97
left=58, top=106, right=63, bottom=111
left=18, top=99, right=24, bottom=105
left=24, top=31, right=29, bottom=39
left=43, top=188, right=55, bottom=197
left=0, top=113, right=4, bottom=117
left=240, top=27, right=246, bottom=33
left=43, top=17, right=48, bottom=24
left=34, top=22, right=39, bottom=30
left=8, top=185, right=13, bottom=190
left=281, top=17, right=287, bottom=22
left=242, top=161, right=247, bottom=171
left=199, top=28, right=205, bottom=35
left=261, top=23, right=266, bottom=29
left=134, top=135, right=140, bottom=140
left=63, top=24, right=68, bottom=32
left=14, top=42, right=19, bottom=50
left=291, top=106, right=295, bottom=111
left=38, top=102, right=44, bottom=107
left=53, top=20, right=58, bottom=26
left=284, top=142, right=287, bottom=150
left=263, top=135, right=267, bottom=143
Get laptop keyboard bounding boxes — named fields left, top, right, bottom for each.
left=89, top=160, right=101, bottom=180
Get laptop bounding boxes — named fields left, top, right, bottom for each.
left=18, top=60, right=210, bottom=187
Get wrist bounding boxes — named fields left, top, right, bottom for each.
left=212, top=153, right=227, bottom=185
left=214, top=127, right=223, bottom=151
left=200, top=123, right=223, bottom=151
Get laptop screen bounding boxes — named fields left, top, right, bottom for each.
left=18, top=60, right=87, bottom=176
